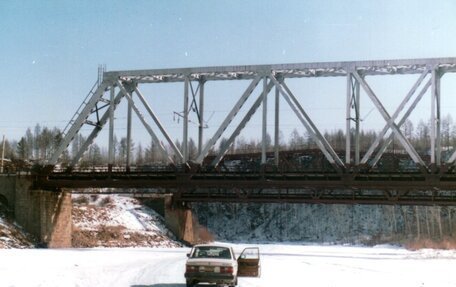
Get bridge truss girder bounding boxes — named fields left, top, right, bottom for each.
left=48, top=57, right=456, bottom=174
left=41, top=171, right=456, bottom=206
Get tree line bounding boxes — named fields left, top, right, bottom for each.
left=1, top=115, right=456, bottom=166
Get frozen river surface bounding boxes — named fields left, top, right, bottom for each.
left=1, top=244, right=455, bottom=287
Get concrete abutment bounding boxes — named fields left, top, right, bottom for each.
left=144, top=196, right=207, bottom=245
left=139, top=196, right=208, bottom=245
left=0, top=176, right=72, bottom=248
left=163, top=196, right=197, bottom=244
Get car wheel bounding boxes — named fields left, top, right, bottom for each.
left=229, top=277, right=238, bottom=287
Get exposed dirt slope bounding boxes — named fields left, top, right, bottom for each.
left=72, top=194, right=182, bottom=248
left=0, top=209, right=35, bottom=248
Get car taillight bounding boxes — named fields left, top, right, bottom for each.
left=186, top=265, right=197, bottom=273
left=221, top=266, right=234, bottom=273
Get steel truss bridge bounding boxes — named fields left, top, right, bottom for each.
left=41, top=57, right=456, bottom=205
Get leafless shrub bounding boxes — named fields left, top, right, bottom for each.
left=196, top=225, right=215, bottom=244
left=98, top=225, right=126, bottom=240
left=405, top=236, right=456, bottom=250
left=72, top=195, right=89, bottom=205
left=72, top=225, right=127, bottom=247
left=90, top=194, right=99, bottom=202
left=99, top=196, right=114, bottom=207
left=72, top=227, right=96, bottom=248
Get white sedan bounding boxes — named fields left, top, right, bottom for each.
left=185, top=244, right=260, bottom=287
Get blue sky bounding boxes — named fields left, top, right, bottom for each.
left=1, top=0, right=456, bottom=147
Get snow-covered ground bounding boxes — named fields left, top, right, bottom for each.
left=1, top=244, right=455, bottom=287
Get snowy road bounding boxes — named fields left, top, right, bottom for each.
left=1, top=244, right=455, bottom=287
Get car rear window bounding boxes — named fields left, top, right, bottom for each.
left=191, top=246, right=232, bottom=259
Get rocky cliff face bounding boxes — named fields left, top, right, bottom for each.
left=192, top=203, right=456, bottom=245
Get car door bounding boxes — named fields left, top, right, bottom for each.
left=237, top=247, right=260, bottom=277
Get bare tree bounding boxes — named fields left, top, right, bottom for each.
left=136, top=143, right=144, bottom=165
left=441, top=115, right=452, bottom=148
left=415, top=120, right=430, bottom=154
left=289, top=129, right=305, bottom=150
left=401, top=119, right=414, bottom=140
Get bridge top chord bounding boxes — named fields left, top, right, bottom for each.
left=104, top=57, right=456, bottom=83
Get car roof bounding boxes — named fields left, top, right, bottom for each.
left=192, top=243, right=232, bottom=248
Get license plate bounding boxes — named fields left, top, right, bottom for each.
left=199, top=266, right=214, bottom=272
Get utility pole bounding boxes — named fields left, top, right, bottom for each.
left=1, top=135, right=5, bottom=173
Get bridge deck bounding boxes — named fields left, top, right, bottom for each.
left=39, top=170, right=456, bottom=206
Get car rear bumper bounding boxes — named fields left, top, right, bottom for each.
left=185, top=272, right=235, bottom=284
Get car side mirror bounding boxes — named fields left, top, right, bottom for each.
left=186, top=253, right=190, bottom=258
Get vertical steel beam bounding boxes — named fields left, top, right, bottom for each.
left=0, top=135, right=4, bottom=173
left=436, top=72, right=441, bottom=165
left=261, top=76, right=268, bottom=164
left=126, top=91, right=132, bottom=169
left=431, top=71, right=436, bottom=164
left=345, top=73, right=352, bottom=165
left=274, top=82, right=280, bottom=166
left=446, top=71, right=456, bottom=162
left=431, top=68, right=442, bottom=165
left=354, top=79, right=360, bottom=165
left=108, top=85, right=115, bottom=171
left=183, top=77, right=189, bottom=163
left=198, top=79, right=205, bottom=155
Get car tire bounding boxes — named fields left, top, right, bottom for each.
left=229, top=277, right=238, bottom=287
left=186, top=280, right=194, bottom=287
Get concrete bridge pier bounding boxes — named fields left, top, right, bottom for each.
left=162, top=195, right=207, bottom=245
left=11, top=178, right=72, bottom=248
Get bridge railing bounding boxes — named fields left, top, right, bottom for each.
left=48, top=148, right=440, bottom=175
left=52, top=164, right=181, bottom=174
